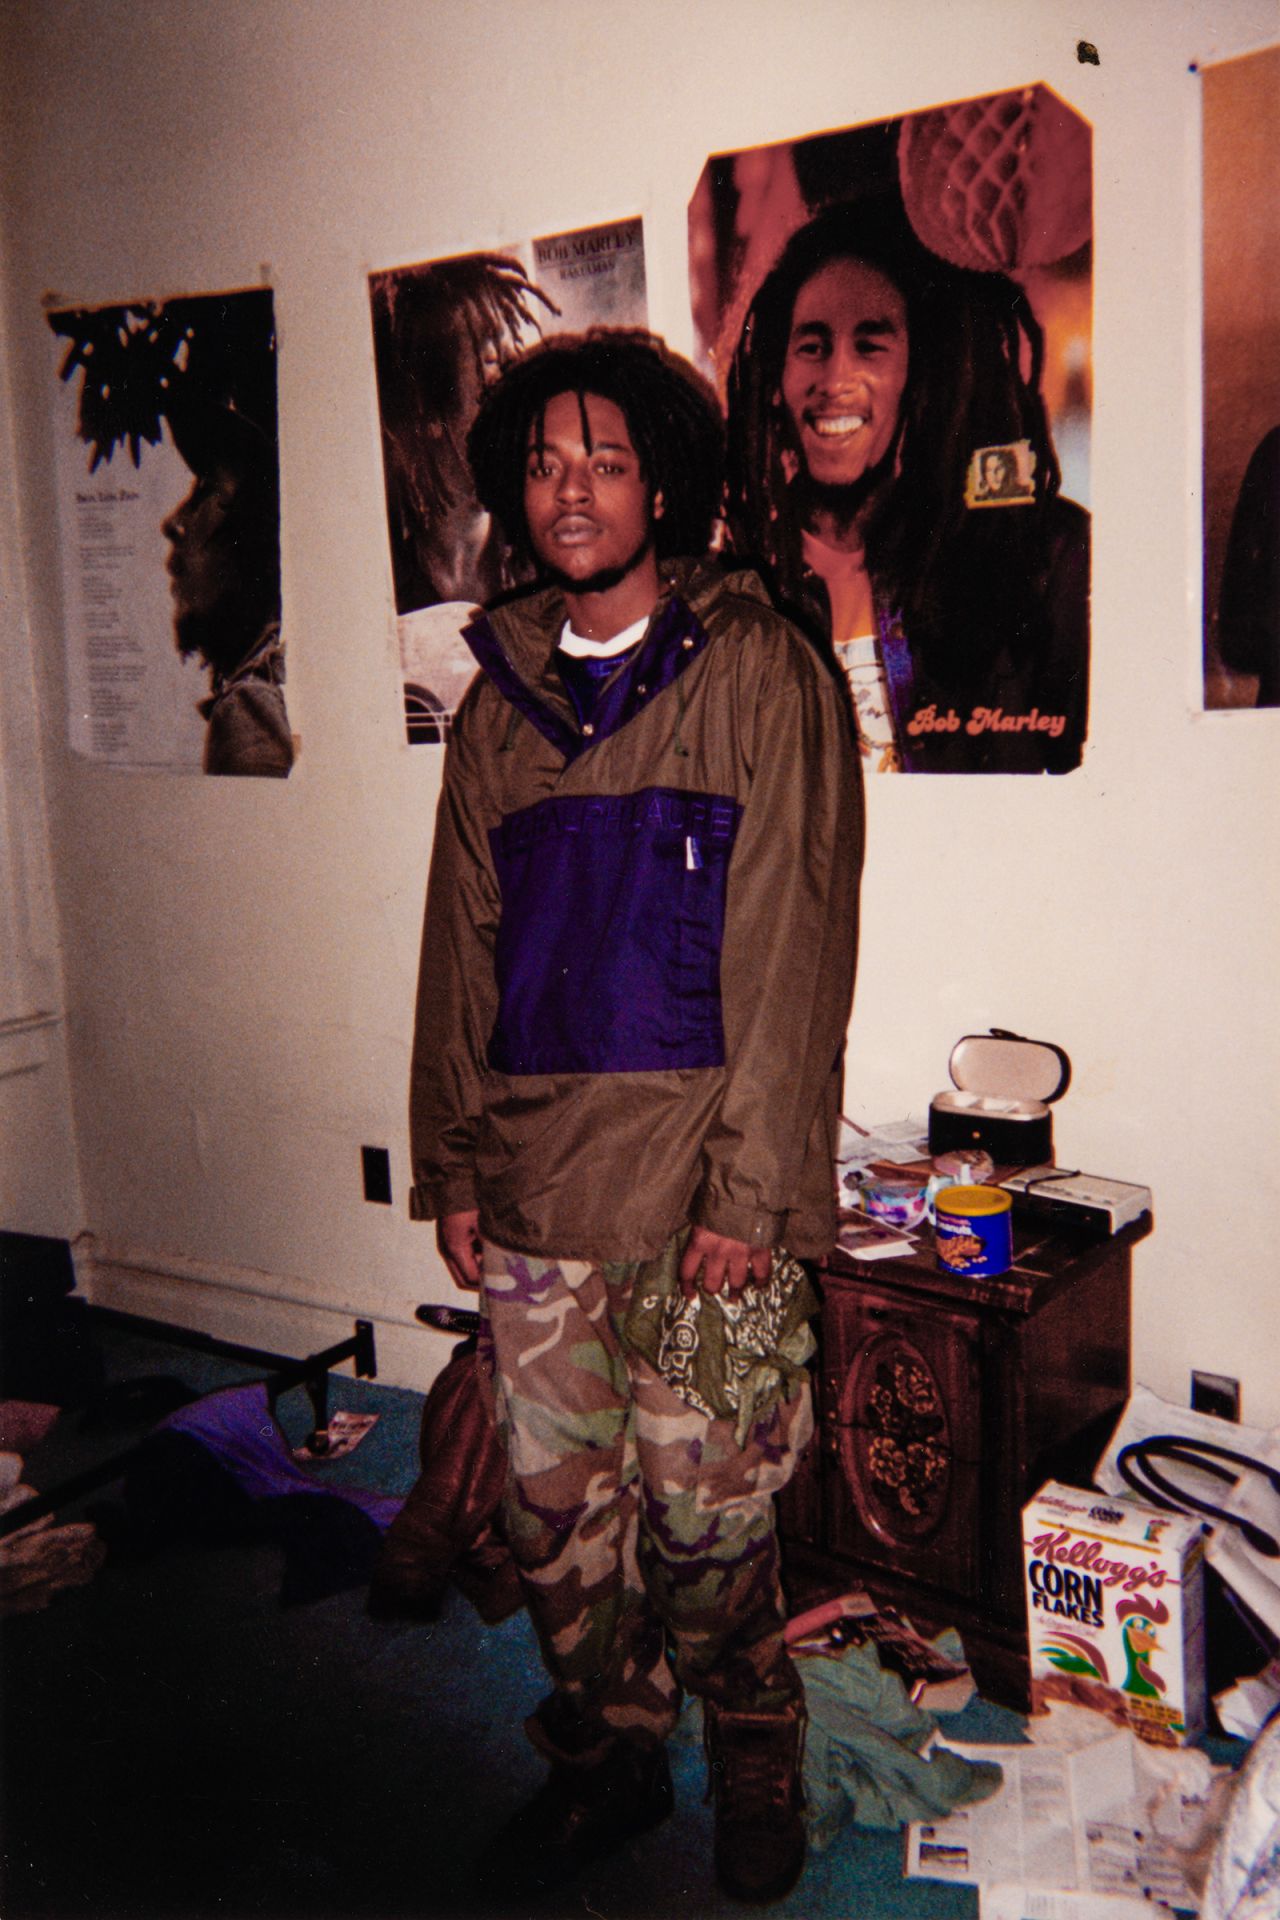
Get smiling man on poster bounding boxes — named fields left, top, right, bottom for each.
left=409, top=329, right=861, bottom=1903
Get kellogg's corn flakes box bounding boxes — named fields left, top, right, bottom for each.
left=1023, top=1480, right=1206, bottom=1746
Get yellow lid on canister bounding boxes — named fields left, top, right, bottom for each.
left=935, top=1183, right=1011, bottom=1217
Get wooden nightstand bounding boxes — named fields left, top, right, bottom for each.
left=779, top=1210, right=1152, bottom=1708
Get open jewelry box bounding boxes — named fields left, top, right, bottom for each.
left=927, top=1028, right=1071, bottom=1164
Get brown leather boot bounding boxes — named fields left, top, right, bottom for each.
left=479, top=1740, right=674, bottom=1898
left=705, top=1701, right=807, bottom=1903
left=365, top=1337, right=519, bottom=1623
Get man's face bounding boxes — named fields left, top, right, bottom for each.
left=523, top=390, right=662, bottom=591
left=781, top=257, right=910, bottom=490
left=443, top=325, right=504, bottom=446
left=162, top=464, right=243, bottom=658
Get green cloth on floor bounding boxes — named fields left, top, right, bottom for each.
left=672, top=1630, right=1005, bottom=1852
left=798, top=1635, right=1004, bottom=1851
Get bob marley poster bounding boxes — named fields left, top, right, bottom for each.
left=48, top=287, right=291, bottom=776
left=689, top=84, right=1092, bottom=774
left=369, top=217, right=648, bottom=742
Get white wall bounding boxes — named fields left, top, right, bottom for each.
left=1, top=0, right=1276, bottom=1417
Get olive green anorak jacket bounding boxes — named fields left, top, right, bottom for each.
left=410, top=558, right=862, bottom=1264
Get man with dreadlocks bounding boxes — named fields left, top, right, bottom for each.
left=409, top=329, right=860, bottom=1902
left=725, top=199, right=1089, bottom=774
left=370, top=252, right=558, bottom=613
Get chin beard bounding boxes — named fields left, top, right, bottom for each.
left=173, top=602, right=268, bottom=677
left=173, top=609, right=215, bottom=666
left=803, top=454, right=897, bottom=532
left=540, top=531, right=656, bottom=600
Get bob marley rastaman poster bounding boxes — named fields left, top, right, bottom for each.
left=689, top=85, right=1092, bottom=774
left=369, top=217, right=648, bottom=743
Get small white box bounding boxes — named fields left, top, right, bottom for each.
left=1023, top=1480, right=1207, bottom=1746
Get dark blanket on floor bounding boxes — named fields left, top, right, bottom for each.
left=123, top=1381, right=403, bottom=1604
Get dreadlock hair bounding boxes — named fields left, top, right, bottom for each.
left=725, top=197, right=1063, bottom=683
left=370, top=254, right=558, bottom=565
left=466, top=329, right=726, bottom=568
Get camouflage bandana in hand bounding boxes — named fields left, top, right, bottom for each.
left=621, top=1233, right=818, bottom=1448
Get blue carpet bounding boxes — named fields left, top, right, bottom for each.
left=0, top=1318, right=1029, bottom=1920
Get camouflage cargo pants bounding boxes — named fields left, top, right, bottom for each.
left=478, top=1237, right=813, bottom=1765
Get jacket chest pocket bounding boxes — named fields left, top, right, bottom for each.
left=487, top=786, right=742, bottom=1076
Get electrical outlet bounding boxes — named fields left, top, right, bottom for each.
left=361, top=1146, right=392, bottom=1206
left=1191, top=1370, right=1239, bottom=1422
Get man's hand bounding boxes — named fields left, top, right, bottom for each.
left=437, top=1209, right=483, bottom=1292
left=679, top=1224, right=772, bottom=1299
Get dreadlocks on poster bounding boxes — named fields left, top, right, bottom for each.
left=48, top=287, right=289, bottom=776
left=689, top=85, right=1092, bottom=775
left=369, top=217, right=648, bottom=743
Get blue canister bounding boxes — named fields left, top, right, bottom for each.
left=934, top=1184, right=1013, bottom=1277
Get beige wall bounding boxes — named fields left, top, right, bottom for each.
left=1, top=0, right=1277, bottom=1419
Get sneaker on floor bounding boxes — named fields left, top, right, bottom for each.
left=478, top=1740, right=674, bottom=1899
left=705, top=1702, right=807, bottom=1903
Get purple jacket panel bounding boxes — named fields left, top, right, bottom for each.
left=487, top=785, right=742, bottom=1075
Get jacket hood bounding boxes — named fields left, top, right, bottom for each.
left=475, top=556, right=773, bottom=684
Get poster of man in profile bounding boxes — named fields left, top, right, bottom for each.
left=368, top=216, right=647, bottom=742
left=1201, top=44, right=1279, bottom=712
left=48, top=286, right=291, bottom=776
left=688, top=85, right=1093, bottom=774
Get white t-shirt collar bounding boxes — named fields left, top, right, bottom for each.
left=557, top=614, right=649, bottom=659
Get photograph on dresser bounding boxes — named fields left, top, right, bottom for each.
left=47, top=286, right=291, bottom=777
left=369, top=217, right=648, bottom=741
left=1200, top=43, right=1279, bottom=711
left=688, top=83, right=1092, bottom=773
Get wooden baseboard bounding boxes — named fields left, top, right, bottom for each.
left=73, top=1234, right=445, bottom=1397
